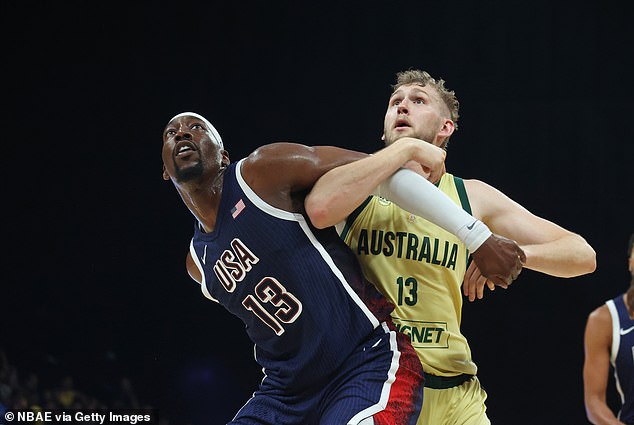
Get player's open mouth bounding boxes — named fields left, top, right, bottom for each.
left=395, top=119, right=410, bottom=128
left=175, top=141, right=197, bottom=158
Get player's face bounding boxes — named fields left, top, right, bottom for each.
left=383, top=84, right=449, bottom=147
left=162, top=115, right=224, bottom=183
left=629, top=246, right=634, bottom=277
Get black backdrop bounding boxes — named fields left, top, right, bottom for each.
left=2, top=1, right=633, bottom=424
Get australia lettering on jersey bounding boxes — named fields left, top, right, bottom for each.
left=356, top=229, right=459, bottom=270
left=212, top=238, right=260, bottom=292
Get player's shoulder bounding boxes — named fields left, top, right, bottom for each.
left=462, top=178, right=522, bottom=210
left=245, top=142, right=305, bottom=164
left=585, top=302, right=614, bottom=347
left=243, top=142, right=324, bottom=178
left=587, top=303, right=612, bottom=327
left=462, top=178, right=497, bottom=194
left=241, top=142, right=308, bottom=184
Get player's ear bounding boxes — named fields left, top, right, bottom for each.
left=439, top=119, right=455, bottom=138
left=221, top=150, right=231, bottom=168
left=162, top=164, right=170, bottom=181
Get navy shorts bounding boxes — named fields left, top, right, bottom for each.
left=229, top=321, right=424, bottom=425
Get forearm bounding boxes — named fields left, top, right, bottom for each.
left=306, top=139, right=491, bottom=251
left=305, top=138, right=419, bottom=227
left=376, top=169, right=491, bottom=252
left=586, top=398, right=624, bottom=425
left=521, top=234, right=596, bottom=277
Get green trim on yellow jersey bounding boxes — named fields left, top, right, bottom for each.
left=341, top=196, right=373, bottom=241
left=454, top=176, right=473, bottom=268
left=454, top=176, right=472, bottom=215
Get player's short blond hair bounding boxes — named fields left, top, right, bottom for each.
left=392, top=69, right=460, bottom=131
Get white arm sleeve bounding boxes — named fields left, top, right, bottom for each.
left=375, top=168, right=492, bottom=252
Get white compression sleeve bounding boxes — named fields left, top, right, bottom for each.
left=375, top=168, right=492, bottom=252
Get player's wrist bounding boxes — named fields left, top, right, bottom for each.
left=404, top=138, right=427, bottom=165
left=457, top=220, right=492, bottom=252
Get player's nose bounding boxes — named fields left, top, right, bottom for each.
left=397, top=101, right=409, bottom=114
left=175, top=129, right=193, bottom=141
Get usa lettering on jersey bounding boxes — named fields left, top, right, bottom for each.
left=211, top=237, right=303, bottom=336
left=213, top=238, right=259, bottom=291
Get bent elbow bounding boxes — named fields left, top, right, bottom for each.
left=584, top=246, right=597, bottom=274
left=307, top=209, right=331, bottom=229
left=578, top=235, right=597, bottom=274
left=305, top=196, right=332, bottom=229
left=564, top=235, right=597, bottom=276
left=570, top=243, right=596, bottom=277
left=583, top=397, right=602, bottom=425
left=557, top=240, right=597, bottom=278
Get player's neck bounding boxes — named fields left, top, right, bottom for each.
left=180, top=170, right=226, bottom=233
left=624, top=283, right=634, bottom=318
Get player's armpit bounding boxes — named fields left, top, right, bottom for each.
left=186, top=251, right=203, bottom=284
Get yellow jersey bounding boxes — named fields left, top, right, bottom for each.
left=341, top=173, right=476, bottom=376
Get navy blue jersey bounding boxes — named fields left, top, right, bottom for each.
left=607, top=295, right=634, bottom=424
left=189, top=160, right=394, bottom=391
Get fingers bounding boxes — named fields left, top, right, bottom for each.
left=403, top=160, right=427, bottom=177
left=466, top=271, right=480, bottom=302
left=423, top=166, right=438, bottom=184
left=475, top=275, right=488, bottom=301
left=468, top=232, right=527, bottom=295
left=499, top=236, right=524, bottom=285
left=488, top=275, right=509, bottom=289
left=518, top=247, right=527, bottom=264
left=511, top=248, right=524, bottom=281
left=464, top=262, right=497, bottom=302
left=436, top=158, right=446, bottom=183
left=463, top=261, right=478, bottom=297
left=423, top=162, right=444, bottom=184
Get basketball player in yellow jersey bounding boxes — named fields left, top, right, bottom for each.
left=305, top=69, right=597, bottom=425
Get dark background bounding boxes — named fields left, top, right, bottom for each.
left=2, top=1, right=632, bottom=424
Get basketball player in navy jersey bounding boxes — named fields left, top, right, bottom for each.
left=584, top=234, right=634, bottom=425
left=161, top=112, right=524, bottom=425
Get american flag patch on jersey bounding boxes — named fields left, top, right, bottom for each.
left=231, top=199, right=246, bottom=219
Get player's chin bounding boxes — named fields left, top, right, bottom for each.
left=385, top=133, right=406, bottom=146
left=174, top=161, right=204, bottom=182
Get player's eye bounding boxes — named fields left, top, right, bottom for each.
left=414, top=98, right=425, bottom=104
left=191, top=123, right=203, bottom=130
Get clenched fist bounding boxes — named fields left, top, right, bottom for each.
left=471, top=234, right=525, bottom=288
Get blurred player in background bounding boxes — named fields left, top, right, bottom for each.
left=584, top=233, right=634, bottom=425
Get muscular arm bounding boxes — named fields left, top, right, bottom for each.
left=240, top=142, right=368, bottom=212
left=584, top=305, right=623, bottom=425
left=466, top=179, right=596, bottom=277
left=183, top=143, right=366, bottom=284
left=305, top=137, right=446, bottom=227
